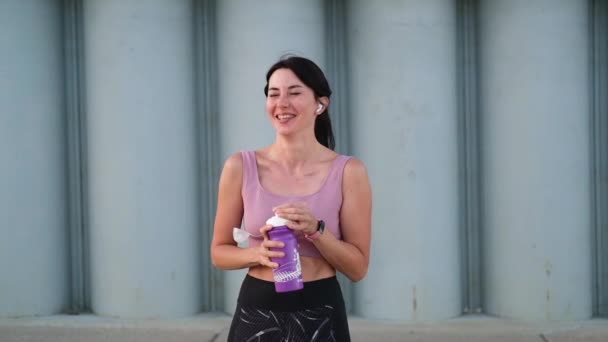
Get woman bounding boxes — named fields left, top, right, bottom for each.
left=211, top=56, right=372, bottom=341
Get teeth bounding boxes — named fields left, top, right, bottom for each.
left=277, top=114, right=295, bottom=120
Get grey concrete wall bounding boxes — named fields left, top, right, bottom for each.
left=0, top=0, right=69, bottom=317
left=480, top=0, right=592, bottom=320
left=0, top=0, right=601, bottom=323
left=84, top=0, right=201, bottom=318
left=348, top=0, right=461, bottom=320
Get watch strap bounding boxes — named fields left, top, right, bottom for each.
left=305, top=220, right=325, bottom=241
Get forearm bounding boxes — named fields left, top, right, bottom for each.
left=211, top=244, right=259, bottom=270
left=314, top=233, right=369, bottom=282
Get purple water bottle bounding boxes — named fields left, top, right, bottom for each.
left=266, top=215, right=304, bottom=292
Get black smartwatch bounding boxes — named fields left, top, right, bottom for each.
left=305, top=220, right=325, bottom=241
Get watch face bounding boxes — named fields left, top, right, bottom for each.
left=318, top=220, right=325, bottom=233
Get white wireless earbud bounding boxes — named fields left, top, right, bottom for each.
left=317, top=104, right=324, bottom=113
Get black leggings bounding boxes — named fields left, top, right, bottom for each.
left=227, top=274, right=351, bottom=342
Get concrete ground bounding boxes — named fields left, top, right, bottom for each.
left=0, top=314, right=607, bottom=342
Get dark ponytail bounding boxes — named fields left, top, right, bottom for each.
left=264, top=55, right=335, bottom=150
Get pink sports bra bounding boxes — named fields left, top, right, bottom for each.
left=240, top=150, right=351, bottom=258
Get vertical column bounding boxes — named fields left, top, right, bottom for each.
left=216, top=0, right=325, bottom=314
left=592, top=0, right=608, bottom=317
left=194, top=0, right=222, bottom=313
left=64, top=0, right=88, bottom=314
left=456, top=0, right=482, bottom=315
left=349, top=0, right=461, bottom=320
left=0, top=0, right=68, bottom=317
left=84, top=0, right=200, bottom=318
left=325, top=0, right=350, bottom=155
left=480, top=0, right=591, bottom=320
left=324, top=0, right=354, bottom=312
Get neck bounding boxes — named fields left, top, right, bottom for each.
left=270, top=133, right=324, bottom=167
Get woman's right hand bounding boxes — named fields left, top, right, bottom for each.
left=255, top=224, right=284, bottom=269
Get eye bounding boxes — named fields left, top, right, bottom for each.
left=289, top=92, right=301, bottom=96
left=268, top=94, right=279, bottom=98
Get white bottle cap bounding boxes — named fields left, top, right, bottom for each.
left=266, top=214, right=289, bottom=227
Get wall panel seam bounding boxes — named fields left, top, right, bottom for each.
left=324, top=0, right=353, bottom=314
left=63, top=0, right=90, bottom=314
left=325, top=0, right=351, bottom=156
left=194, top=0, right=222, bottom=312
left=456, top=0, right=483, bottom=315
left=591, top=0, right=608, bottom=318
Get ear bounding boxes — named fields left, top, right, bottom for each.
left=316, top=103, right=324, bottom=114
left=317, top=97, right=330, bottom=113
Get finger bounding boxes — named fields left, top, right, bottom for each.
left=282, top=202, right=309, bottom=211
left=260, top=257, right=279, bottom=269
left=261, top=244, right=285, bottom=258
left=287, top=220, right=319, bottom=235
left=267, top=250, right=285, bottom=258
left=260, top=224, right=273, bottom=233
left=275, top=207, right=298, bottom=215
left=276, top=208, right=311, bottom=217
left=266, top=261, right=279, bottom=269
left=276, top=212, right=308, bottom=222
left=259, top=224, right=273, bottom=239
left=285, top=221, right=307, bottom=231
left=272, top=202, right=309, bottom=211
left=263, top=239, right=284, bottom=248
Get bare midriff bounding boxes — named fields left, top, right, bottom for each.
left=247, top=255, right=336, bottom=282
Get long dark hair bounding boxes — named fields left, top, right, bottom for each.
left=264, top=56, right=335, bottom=150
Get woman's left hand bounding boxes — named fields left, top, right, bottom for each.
left=273, top=202, right=318, bottom=235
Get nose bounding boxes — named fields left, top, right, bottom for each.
left=277, top=93, right=290, bottom=108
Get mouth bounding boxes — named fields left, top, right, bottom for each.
left=275, top=113, right=296, bottom=123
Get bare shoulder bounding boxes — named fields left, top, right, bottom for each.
left=222, top=152, right=244, bottom=176
left=343, top=157, right=370, bottom=183
left=217, top=152, right=245, bottom=191
left=342, top=157, right=371, bottom=199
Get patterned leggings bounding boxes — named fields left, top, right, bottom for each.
left=227, top=274, right=351, bottom=342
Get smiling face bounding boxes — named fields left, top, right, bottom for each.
left=266, top=68, right=320, bottom=137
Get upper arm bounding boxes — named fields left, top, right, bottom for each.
left=211, top=153, right=245, bottom=249
left=339, top=158, right=372, bottom=262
